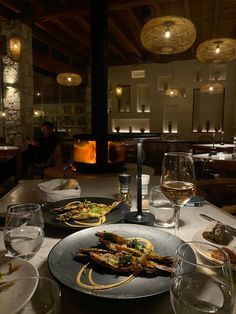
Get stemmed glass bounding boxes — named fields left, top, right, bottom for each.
left=160, top=152, right=196, bottom=236
left=170, top=241, right=234, bottom=313
left=3, top=203, right=44, bottom=259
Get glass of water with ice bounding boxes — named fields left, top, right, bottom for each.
left=149, top=185, right=175, bottom=228
left=4, top=203, right=44, bottom=259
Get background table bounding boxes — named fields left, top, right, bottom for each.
left=0, top=146, right=22, bottom=183
left=0, top=176, right=235, bottom=314
left=192, top=143, right=235, bottom=154
left=194, top=152, right=236, bottom=176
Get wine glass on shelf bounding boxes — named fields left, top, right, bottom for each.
left=170, top=241, right=234, bottom=314
left=160, top=152, right=196, bottom=236
left=3, top=203, right=44, bottom=260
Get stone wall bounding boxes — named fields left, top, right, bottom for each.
left=1, top=20, right=33, bottom=147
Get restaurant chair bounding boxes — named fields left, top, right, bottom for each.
left=29, top=142, right=62, bottom=179
left=198, top=134, right=213, bottom=143
left=196, top=177, right=236, bottom=215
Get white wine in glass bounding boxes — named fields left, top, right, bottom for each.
left=160, top=152, right=196, bottom=235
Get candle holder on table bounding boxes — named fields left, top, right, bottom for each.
left=124, top=137, right=155, bottom=226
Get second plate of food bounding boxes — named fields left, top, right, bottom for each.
left=43, top=197, right=129, bottom=230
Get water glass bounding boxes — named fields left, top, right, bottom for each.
left=170, top=241, right=234, bottom=314
left=4, top=203, right=44, bottom=259
left=149, top=185, right=175, bottom=227
left=0, top=276, right=61, bottom=314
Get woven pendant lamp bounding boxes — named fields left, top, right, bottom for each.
left=140, top=15, right=196, bottom=55
left=200, top=83, right=224, bottom=95
left=56, top=73, right=82, bottom=86
left=196, top=38, right=236, bottom=63
left=165, top=88, right=179, bottom=97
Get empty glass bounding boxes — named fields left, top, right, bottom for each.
left=149, top=185, right=175, bottom=227
left=170, top=241, right=234, bottom=314
left=0, top=276, right=61, bottom=314
left=4, top=203, right=44, bottom=259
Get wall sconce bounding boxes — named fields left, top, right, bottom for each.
left=115, top=84, right=123, bottom=97
left=9, top=34, right=21, bottom=62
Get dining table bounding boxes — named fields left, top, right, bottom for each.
left=0, top=174, right=236, bottom=314
left=0, top=145, right=22, bottom=183
left=193, top=152, right=236, bottom=177
left=192, top=143, right=235, bottom=154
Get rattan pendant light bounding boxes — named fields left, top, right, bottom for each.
left=56, top=73, right=82, bottom=86
left=200, top=83, right=224, bottom=95
left=196, top=38, right=236, bottom=63
left=140, top=15, right=196, bottom=55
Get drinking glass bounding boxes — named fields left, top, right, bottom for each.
left=170, top=241, right=234, bottom=314
left=0, top=276, right=61, bottom=314
left=149, top=185, right=175, bottom=228
left=160, top=152, right=196, bottom=236
left=3, top=203, right=44, bottom=259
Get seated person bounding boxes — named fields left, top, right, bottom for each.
left=23, top=121, right=59, bottom=170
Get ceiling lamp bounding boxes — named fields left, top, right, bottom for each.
left=196, top=38, right=236, bottom=63
left=200, top=83, right=224, bottom=95
left=56, top=73, right=82, bottom=86
left=9, top=34, right=21, bottom=61
left=140, top=15, right=196, bottom=55
left=165, top=88, right=179, bottom=97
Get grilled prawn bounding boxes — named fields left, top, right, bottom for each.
left=55, top=201, right=120, bottom=221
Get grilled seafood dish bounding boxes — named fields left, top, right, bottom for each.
left=73, top=231, right=173, bottom=276
left=53, top=200, right=120, bottom=222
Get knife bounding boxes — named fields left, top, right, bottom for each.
left=200, top=213, right=236, bottom=234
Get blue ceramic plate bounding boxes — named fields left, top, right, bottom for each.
left=48, top=224, right=183, bottom=299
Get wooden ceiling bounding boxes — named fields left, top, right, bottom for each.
left=0, top=0, right=236, bottom=76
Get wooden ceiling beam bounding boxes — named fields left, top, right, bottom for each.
left=0, top=0, right=21, bottom=14
left=183, top=0, right=195, bottom=53
left=34, top=22, right=89, bottom=63
left=32, top=26, right=87, bottom=64
left=33, top=50, right=87, bottom=84
left=212, top=0, right=220, bottom=37
left=51, top=20, right=90, bottom=49
left=108, top=18, right=142, bottom=58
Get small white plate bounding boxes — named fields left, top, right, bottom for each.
left=0, top=256, right=39, bottom=314
left=192, top=224, right=236, bottom=271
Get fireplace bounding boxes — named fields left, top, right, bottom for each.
left=73, top=134, right=127, bottom=173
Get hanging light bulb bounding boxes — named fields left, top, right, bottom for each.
left=115, top=84, right=123, bottom=97
left=215, top=42, right=221, bottom=54
left=164, top=22, right=172, bottom=38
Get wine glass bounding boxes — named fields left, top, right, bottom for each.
left=3, top=203, right=44, bottom=259
left=170, top=241, right=234, bottom=314
left=160, top=152, right=196, bottom=236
